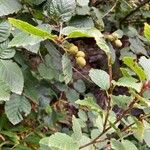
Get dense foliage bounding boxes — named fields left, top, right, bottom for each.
left=0, top=0, right=150, bottom=149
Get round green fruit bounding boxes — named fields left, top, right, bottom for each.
left=114, top=39, right=122, bottom=47
left=68, top=45, right=78, bottom=55
left=76, top=57, right=86, bottom=67
left=76, top=51, right=86, bottom=58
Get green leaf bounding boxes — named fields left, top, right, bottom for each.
left=90, top=7, right=104, bottom=31
left=45, top=41, right=62, bottom=71
left=38, top=62, right=55, bottom=80
left=40, top=132, right=79, bottom=150
left=72, top=116, right=82, bottom=141
left=129, top=37, right=147, bottom=56
left=95, top=37, right=110, bottom=54
left=89, top=68, right=110, bottom=90
left=62, top=27, right=109, bottom=54
left=62, top=27, right=92, bottom=38
left=112, top=29, right=124, bottom=38
left=75, top=97, right=101, bottom=113
left=0, top=0, right=22, bottom=17
left=123, top=57, right=146, bottom=81
left=65, top=88, right=79, bottom=103
left=5, top=94, right=31, bottom=125
left=76, top=6, right=90, bottom=16
left=122, top=140, right=138, bottom=150
left=0, top=130, right=19, bottom=144
left=29, top=0, right=46, bottom=5
left=139, top=56, right=150, bottom=80
left=45, top=0, right=76, bottom=22
left=77, top=0, right=89, bottom=6
left=0, top=77, right=10, bottom=101
left=112, top=95, right=132, bottom=109
left=78, top=135, right=94, bottom=150
left=113, top=77, right=142, bottom=93
left=13, top=145, right=32, bottom=150
left=73, top=79, right=86, bottom=93
left=62, top=54, right=72, bottom=84
left=0, top=40, right=16, bottom=59
left=69, top=16, right=94, bottom=29
left=0, top=21, right=11, bottom=42
left=111, top=139, right=125, bottom=150
left=9, top=32, right=44, bottom=48
left=144, top=129, right=150, bottom=147
left=133, top=118, right=144, bottom=142
left=8, top=18, right=56, bottom=40
left=144, top=23, right=150, bottom=41
left=0, top=59, right=24, bottom=94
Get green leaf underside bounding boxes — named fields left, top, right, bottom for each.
left=5, top=94, right=31, bottom=125
left=0, top=40, right=15, bottom=59
left=9, top=31, right=44, bottom=48
left=0, top=21, right=11, bottom=42
left=0, top=77, right=10, bottom=101
left=62, top=54, right=72, bottom=84
left=139, top=56, right=150, bottom=80
left=76, top=97, right=101, bottom=113
left=40, top=132, right=79, bottom=150
left=45, top=0, right=76, bottom=22
left=111, top=139, right=138, bottom=150
left=113, top=77, right=142, bottom=93
left=89, top=68, right=110, bottom=90
left=72, top=116, right=82, bottom=141
left=0, top=59, right=24, bottom=94
left=0, top=0, right=22, bottom=17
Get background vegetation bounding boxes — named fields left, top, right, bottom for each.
left=0, top=0, right=150, bottom=149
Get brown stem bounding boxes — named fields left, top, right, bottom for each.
left=121, top=123, right=135, bottom=132
left=103, top=55, right=113, bottom=130
left=79, top=99, right=138, bottom=149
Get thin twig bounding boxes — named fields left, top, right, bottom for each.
left=79, top=99, right=138, bottom=149
left=73, top=67, right=93, bottom=83
left=120, top=0, right=150, bottom=26
left=102, top=0, right=118, bottom=18
left=103, top=56, right=113, bottom=130
left=23, top=93, right=38, bottom=105
left=121, top=123, right=135, bottom=132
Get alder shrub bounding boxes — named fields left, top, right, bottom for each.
left=0, top=0, right=150, bottom=150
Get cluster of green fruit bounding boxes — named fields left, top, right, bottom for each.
left=67, top=44, right=86, bottom=67
left=105, top=33, right=123, bottom=48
